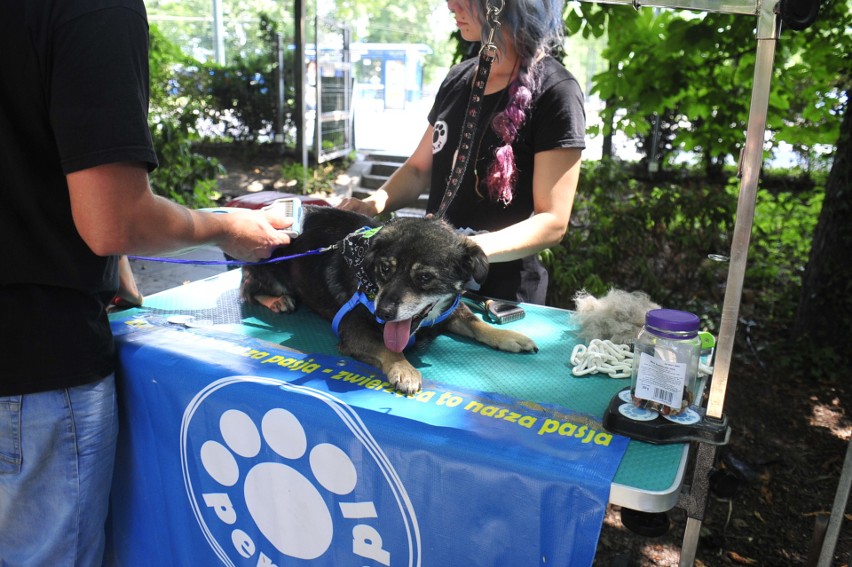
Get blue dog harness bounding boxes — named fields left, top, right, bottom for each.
left=331, top=291, right=460, bottom=349
left=331, top=226, right=461, bottom=349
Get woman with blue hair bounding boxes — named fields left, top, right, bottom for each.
left=340, top=0, right=585, bottom=305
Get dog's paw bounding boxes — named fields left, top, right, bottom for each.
left=487, top=329, right=539, bottom=354
left=254, top=293, right=296, bottom=314
left=385, top=361, right=422, bottom=395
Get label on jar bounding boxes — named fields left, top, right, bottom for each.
left=634, top=351, right=686, bottom=410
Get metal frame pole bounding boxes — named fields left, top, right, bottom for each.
left=817, top=437, right=852, bottom=566
left=211, top=0, right=226, bottom=65
left=275, top=32, right=286, bottom=153
left=678, top=443, right=721, bottom=565
left=314, top=16, right=322, bottom=165
left=679, top=4, right=781, bottom=565
left=705, top=0, right=781, bottom=420
left=295, top=0, right=307, bottom=169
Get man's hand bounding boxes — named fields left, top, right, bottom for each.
left=67, top=162, right=293, bottom=261
left=214, top=208, right=294, bottom=263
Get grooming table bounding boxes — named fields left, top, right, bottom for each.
left=105, top=270, right=688, bottom=566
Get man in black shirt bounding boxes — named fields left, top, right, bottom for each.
left=0, top=1, right=292, bottom=564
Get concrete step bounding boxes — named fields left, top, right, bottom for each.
left=369, top=161, right=404, bottom=177
left=343, top=153, right=428, bottom=215
left=363, top=152, right=407, bottom=164
left=360, top=173, right=388, bottom=190
left=352, top=187, right=429, bottom=211
left=394, top=207, right=427, bottom=218
left=360, top=159, right=405, bottom=189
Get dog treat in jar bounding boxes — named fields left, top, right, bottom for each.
left=630, top=309, right=701, bottom=416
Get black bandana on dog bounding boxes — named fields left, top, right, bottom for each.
left=340, top=226, right=383, bottom=299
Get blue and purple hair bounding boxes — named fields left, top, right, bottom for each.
left=467, top=0, right=566, bottom=205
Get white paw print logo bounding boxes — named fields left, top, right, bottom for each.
left=432, top=120, right=448, bottom=154
left=181, top=376, right=420, bottom=566
left=201, top=408, right=355, bottom=559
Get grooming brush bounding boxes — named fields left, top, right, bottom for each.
left=262, top=197, right=304, bottom=238
left=462, top=291, right=525, bottom=324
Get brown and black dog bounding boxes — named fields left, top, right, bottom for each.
left=240, top=206, right=538, bottom=394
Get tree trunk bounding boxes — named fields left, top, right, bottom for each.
left=791, top=99, right=852, bottom=353
left=601, top=97, right=614, bottom=159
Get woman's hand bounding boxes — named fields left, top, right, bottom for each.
left=336, top=197, right=380, bottom=216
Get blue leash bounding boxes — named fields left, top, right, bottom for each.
left=132, top=225, right=466, bottom=351
left=128, top=245, right=336, bottom=267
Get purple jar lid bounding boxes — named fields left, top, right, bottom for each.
left=645, top=309, right=700, bottom=332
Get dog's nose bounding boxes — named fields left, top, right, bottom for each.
left=375, top=301, right=399, bottom=321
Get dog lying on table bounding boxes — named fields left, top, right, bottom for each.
left=240, top=206, right=538, bottom=394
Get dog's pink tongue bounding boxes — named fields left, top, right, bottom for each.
left=383, top=319, right=413, bottom=353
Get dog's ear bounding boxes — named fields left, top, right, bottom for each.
left=361, top=233, right=390, bottom=281
left=462, top=238, right=490, bottom=285
left=361, top=239, right=380, bottom=276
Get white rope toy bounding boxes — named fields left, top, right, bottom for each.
left=571, top=339, right=634, bottom=379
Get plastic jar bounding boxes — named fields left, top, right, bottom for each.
left=630, top=309, right=701, bottom=416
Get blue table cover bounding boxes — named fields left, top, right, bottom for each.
left=103, top=270, right=684, bottom=566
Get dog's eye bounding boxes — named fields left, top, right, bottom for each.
left=377, top=259, right=393, bottom=278
left=415, top=272, right=434, bottom=286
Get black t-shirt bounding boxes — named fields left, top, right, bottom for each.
left=0, top=0, right=158, bottom=395
left=427, top=56, right=585, bottom=303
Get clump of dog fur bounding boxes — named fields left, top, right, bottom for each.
left=573, top=289, right=660, bottom=344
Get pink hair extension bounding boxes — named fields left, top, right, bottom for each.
left=488, top=144, right=517, bottom=205
left=486, top=65, right=536, bottom=205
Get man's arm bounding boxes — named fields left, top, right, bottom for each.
left=67, top=162, right=292, bottom=263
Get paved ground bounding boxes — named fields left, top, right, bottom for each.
left=129, top=246, right=230, bottom=298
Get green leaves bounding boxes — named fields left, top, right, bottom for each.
left=545, top=160, right=734, bottom=313
left=581, top=0, right=848, bottom=172
left=148, top=26, right=224, bottom=208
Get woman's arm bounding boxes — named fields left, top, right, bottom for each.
left=470, top=147, right=582, bottom=262
left=338, top=126, right=435, bottom=216
left=67, top=162, right=292, bottom=263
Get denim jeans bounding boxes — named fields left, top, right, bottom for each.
left=0, top=374, right=118, bottom=567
